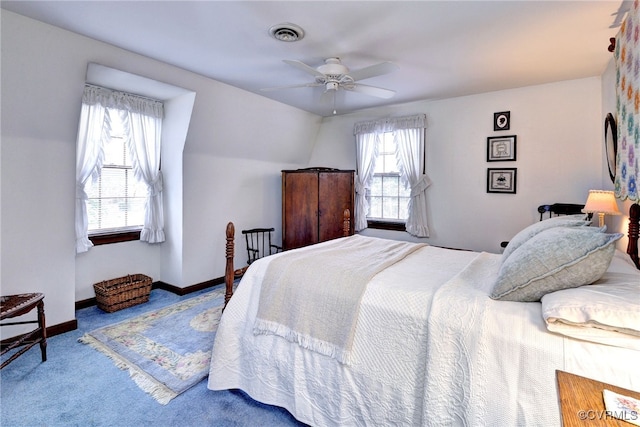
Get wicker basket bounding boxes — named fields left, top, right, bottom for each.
left=94, top=274, right=153, bottom=313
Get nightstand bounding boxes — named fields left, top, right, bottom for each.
left=556, top=370, right=640, bottom=426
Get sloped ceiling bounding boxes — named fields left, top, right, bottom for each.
left=1, top=1, right=631, bottom=117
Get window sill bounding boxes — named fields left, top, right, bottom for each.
left=89, top=230, right=141, bottom=245
left=366, top=220, right=406, bottom=232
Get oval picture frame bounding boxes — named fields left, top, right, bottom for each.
left=605, top=113, right=617, bottom=183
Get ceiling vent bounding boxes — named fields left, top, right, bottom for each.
left=269, top=23, right=305, bottom=42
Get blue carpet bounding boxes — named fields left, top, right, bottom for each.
left=0, top=286, right=305, bottom=427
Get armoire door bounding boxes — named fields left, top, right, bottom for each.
left=318, top=171, right=354, bottom=243
left=282, top=171, right=319, bottom=250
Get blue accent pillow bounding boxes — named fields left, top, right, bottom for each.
left=491, top=227, right=622, bottom=302
left=502, top=215, right=591, bottom=262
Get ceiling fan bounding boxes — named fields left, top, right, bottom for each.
left=261, top=57, right=398, bottom=100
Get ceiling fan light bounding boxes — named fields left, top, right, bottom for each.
left=317, top=58, right=349, bottom=76
left=269, top=23, right=305, bottom=42
left=325, top=81, right=339, bottom=91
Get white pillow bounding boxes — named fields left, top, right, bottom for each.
left=502, top=214, right=591, bottom=261
left=607, top=249, right=640, bottom=275
left=541, top=250, right=640, bottom=350
left=491, top=227, right=622, bottom=302
left=544, top=321, right=640, bottom=351
left=542, top=272, right=640, bottom=336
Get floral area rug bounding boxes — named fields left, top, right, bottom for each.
left=79, top=288, right=225, bottom=405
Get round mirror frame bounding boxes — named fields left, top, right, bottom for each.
left=605, top=113, right=617, bottom=183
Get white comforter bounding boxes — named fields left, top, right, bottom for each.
left=208, top=236, right=639, bottom=426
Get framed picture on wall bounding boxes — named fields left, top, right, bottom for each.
left=487, top=135, right=517, bottom=161
left=494, top=111, right=510, bottom=131
left=487, top=168, right=517, bottom=194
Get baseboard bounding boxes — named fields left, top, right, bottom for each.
left=47, top=319, right=78, bottom=338
left=3, top=277, right=226, bottom=344
left=153, top=277, right=225, bottom=296
left=74, top=277, right=225, bottom=310
left=75, top=297, right=98, bottom=310
left=0, top=318, right=78, bottom=347
left=0, top=277, right=224, bottom=347
left=45, top=277, right=224, bottom=338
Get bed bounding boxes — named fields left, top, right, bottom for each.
left=208, top=204, right=640, bottom=426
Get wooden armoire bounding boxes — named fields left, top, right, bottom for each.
left=282, top=168, right=355, bottom=250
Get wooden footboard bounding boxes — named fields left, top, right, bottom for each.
left=223, top=209, right=352, bottom=311
left=224, top=222, right=235, bottom=310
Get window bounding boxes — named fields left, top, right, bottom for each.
left=367, top=133, right=411, bottom=224
left=354, top=114, right=429, bottom=237
left=75, top=84, right=165, bottom=253
left=85, top=109, right=147, bottom=236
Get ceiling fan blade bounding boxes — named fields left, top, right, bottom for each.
left=260, top=82, right=322, bottom=92
left=348, top=61, right=398, bottom=82
left=348, top=83, right=396, bottom=99
left=283, top=59, right=326, bottom=78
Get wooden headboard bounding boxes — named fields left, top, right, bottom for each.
left=628, top=203, right=639, bottom=269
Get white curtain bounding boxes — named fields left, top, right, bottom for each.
left=74, top=85, right=164, bottom=253
left=354, top=132, right=380, bottom=231
left=395, top=127, right=431, bottom=237
left=122, top=104, right=165, bottom=243
left=75, top=87, right=109, bottom=253
left=353, top=114, right=428, bottom=235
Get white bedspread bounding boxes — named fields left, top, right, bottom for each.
left=208, top=237, right=640, bottom=426
left=254, top=235, right=425, bottom=364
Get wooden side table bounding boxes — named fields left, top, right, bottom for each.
left=1, top=293, right=47, bottom=369
left=556, top=370, right=640, bottom=426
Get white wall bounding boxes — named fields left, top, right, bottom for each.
left=0, top=11, right=320, bottom=331
left=310, top=78, right=605, bottom=252
left=600, top=59, right=633, bottom=246
left=0, top=9, right=622, bottom=333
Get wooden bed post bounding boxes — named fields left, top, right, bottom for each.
left=224, top=222, right=235, bottom=311
left=343, top=208, right=351, bottom=237
left=627, top=203, right=640, bottom=269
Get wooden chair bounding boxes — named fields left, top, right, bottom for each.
left=1, top=293, right=47, bottom=369
left=234, top=228, right=282, bottom=277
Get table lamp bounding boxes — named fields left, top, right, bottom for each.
left=582, top=190, right=621, bottom=227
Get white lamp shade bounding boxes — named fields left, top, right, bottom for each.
left=582, top=190, right=621, bottom=215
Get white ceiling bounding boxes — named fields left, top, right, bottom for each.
left=1, top=1, right=631, bottom=117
